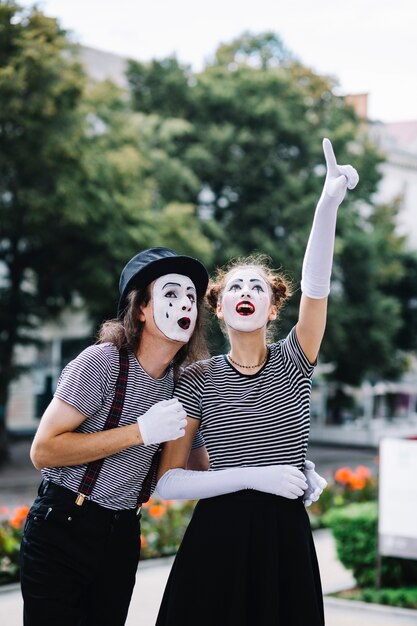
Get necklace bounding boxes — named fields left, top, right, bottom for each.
left=227, top=348, right=268, bottom=369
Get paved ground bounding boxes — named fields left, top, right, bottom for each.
left=1, top=531, right=417, bottom=625
left=1, top=438, right=416, bottom=625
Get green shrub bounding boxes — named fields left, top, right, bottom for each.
left=324, top=501, right=417, bottom=588
left=342, top=587, right=417, bottom=609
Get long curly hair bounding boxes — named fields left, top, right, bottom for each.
left=97, top=286, right=209, bottom=379
left=206, top=253, right=293, bottom=341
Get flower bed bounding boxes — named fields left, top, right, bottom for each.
left=0, top=499, right=195, bottom=585
left=0, top=505, right=30, bottom=584
left=140, top=497, right=195, bottom=559
left=307, top=464, right=378, bottom=529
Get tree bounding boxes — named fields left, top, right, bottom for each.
left=127, top=32, right=411, bottom=384
left=324, top=201, right=407, bottom=386
left=0, top=2, right=88, bottom=460
left=0, top=3, right=213, bottom=462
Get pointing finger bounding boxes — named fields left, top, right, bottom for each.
left=322, top=137, right=338, bottom=175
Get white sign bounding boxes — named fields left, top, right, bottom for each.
left=379, top=437, right=417, bottom=559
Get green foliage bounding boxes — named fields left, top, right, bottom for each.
left=324, top=198, right=411, bottom=385
left=128, top=57, right=192, bottom=119
left=0, top=2, right=214, bottom=457
left=324, top=502, right=378, bottom=587
left=324, top=501, right=417, bottom=588
left=343, top=586, right=417, bottom=609
left=128, top=32, right=367, bottom=274
left=212, top=31, right=292, bottom=69
left=382, top=247, right=417, bottom=356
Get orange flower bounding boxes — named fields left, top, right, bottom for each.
left=9, top=505, right=30, bottom=529
left=334, top=467, right=353, bottom=484
left=161, top=499, right=173, bottom=506
left=142, top=497, right=154, bottom=509
left=148, top=504, right=166, bottom=519
left=0, top=506, right=9, bottom=516
left=140, top=535, right=148, bottom=549
left=355, top=465, right=371, bottom=479
left=349, top=475, right=366, bottom=490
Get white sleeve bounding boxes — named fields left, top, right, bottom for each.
left=156, top=465, right=308, bottom=501
left=301, top=138, right=359, bottom=299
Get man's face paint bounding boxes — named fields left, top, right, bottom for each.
left=220, top=269, right=272, bottom=332
left=152, top=274, right=197, bottom=342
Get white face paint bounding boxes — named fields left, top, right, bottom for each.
left=220, top=269, right=272, bottom=332
left=152, top=273, right=197, bottom=342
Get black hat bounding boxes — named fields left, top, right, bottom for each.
left=118, top=247, right=209, bottom=317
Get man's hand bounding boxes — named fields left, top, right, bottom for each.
left=303, top=459, right=327, bottom=507
left=137, top=398, right=187, bottom=446
left=322, top=137, right=359, bottom=200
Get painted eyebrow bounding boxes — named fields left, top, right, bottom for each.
left=228, top=278, right=265, bottom=283
left=162, top=282, right=196, bottom=291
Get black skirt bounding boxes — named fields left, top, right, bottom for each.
left=156, top=490, right=324, bottom=626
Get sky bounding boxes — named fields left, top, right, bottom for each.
left=17, top=0, right=417, bottom=123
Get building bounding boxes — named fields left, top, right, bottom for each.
left=347, top=93, right=417, bottom=251
left=372, top=119, right=417, bottom=250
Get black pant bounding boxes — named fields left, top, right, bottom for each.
left=20, top=480, right=141, bottom=626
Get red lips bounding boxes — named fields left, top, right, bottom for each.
left=236, top=301, right=255, bottom=316
left=177, top=317, right=191, bottom=329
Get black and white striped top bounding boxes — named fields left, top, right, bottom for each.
left=42, top=343, right=174, bottom=510
left=174, top=327, right=315, bottom=471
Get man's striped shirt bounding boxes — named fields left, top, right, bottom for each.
left=42, top=343, right=174, bottom=510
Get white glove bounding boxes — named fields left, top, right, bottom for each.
left=137, top=398, right=187, bottom=446
left=301, top=138, right=359, bottom=299
left=303, top=459, right=327, bottom=507
left=156, top=464, right=308, bottom=501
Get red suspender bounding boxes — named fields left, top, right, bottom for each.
left=75, top=348, right=129, bottom=505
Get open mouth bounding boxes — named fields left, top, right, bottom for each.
left=236, top=301, right=255, bottom=316
left=177, top=317, right=191, bottom=330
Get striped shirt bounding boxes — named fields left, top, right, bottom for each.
left=43, top=343, right=174, bottom=510
left=174, top=327, right=315, bottom=471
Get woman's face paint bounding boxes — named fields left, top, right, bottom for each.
left=152, top=273, right=197, bottom=342
left=220, top=269, right=273, bottom=332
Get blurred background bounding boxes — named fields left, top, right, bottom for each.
left=1, top=0, right=417, bottom=456
left=1, top=1, right=417, bottom=620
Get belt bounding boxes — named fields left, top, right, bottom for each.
left=39, top=480, right=142, bottom=518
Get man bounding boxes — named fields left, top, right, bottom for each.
left=20, top=247, right=209, bottom=626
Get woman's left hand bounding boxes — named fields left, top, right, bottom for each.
left=303, top=459, right=327, bottom=507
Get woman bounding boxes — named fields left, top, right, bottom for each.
left=155, top=139, right=359, bottom=625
